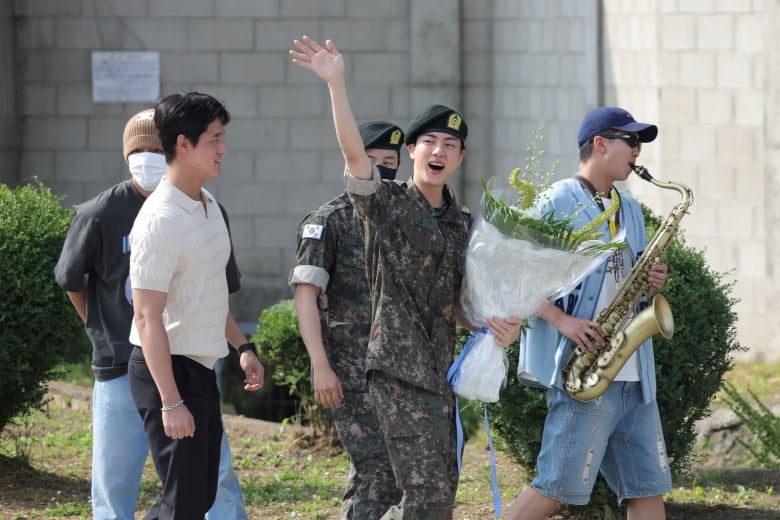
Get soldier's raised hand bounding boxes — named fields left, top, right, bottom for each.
left=290, top=36, right=344, bottom=83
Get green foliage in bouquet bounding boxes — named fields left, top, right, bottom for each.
left=0, top=181, right=84, bottom=433
left=481, top=121, right=622, bottom=255
left=720, top=381, right=779, bottom=468
left=485, top=204, right=745, bottom=513
left=250, top=299, right=330, bottom=435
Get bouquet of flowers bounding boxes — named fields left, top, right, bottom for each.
left=451, top=124, right=625, bottom=403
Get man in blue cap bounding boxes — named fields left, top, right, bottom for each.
left=289, top=120, right=405, bottom=519
left=289, top=36, right=522, bottom=519
left=506, top=106, right=671, bottom=519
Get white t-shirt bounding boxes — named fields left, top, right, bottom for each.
left=594, top=197, right=640, bottom=382
left=128, top=179, right=231, bottom=369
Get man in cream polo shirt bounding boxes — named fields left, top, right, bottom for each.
left=128, top=91, right=264, bottom=520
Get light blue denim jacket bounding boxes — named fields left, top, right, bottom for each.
left=517, top=177, right=658, bottom=404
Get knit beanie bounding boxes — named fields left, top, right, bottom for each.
left=122, top=109, right=161, bottom=162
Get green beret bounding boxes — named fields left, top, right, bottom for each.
left=359, top=121, right=405, bottom=152
left=404, top=104, right=468, bottom=146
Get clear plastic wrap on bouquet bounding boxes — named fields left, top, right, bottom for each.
left=449, top=328, right=508, bottom=403
left=460, top=216, right=621, bottom=327
left=453, top=206, right=623, bottom=403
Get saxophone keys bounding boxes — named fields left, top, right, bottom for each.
left=565, top=379, right=581, bottom=393
left=584, top=372, right=601, bottom=387
left=596, top=332, right=624, bottom=367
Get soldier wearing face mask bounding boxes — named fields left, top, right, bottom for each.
left=54, top=109, right=250, bottom=520
left=360, top=121, right=405, bottom=181
left=289, top=121, right=405, bottom=520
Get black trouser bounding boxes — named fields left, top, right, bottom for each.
left=129, top=347, right=223, bottom=520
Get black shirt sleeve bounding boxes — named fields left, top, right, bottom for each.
left=217, top=201, right=242, bottom=294
left=54, top=205, right=100, bottom=292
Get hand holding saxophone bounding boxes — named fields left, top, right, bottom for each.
left=647, top=259, right=668, bottom=291
left=538, top=302, right=604, bottom=355
left=557, top=259, right=667, bottom=357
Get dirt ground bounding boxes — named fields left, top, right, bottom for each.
left=225, top=398, right=780, bottom=519
left=1, top=382, right=778, bottom=519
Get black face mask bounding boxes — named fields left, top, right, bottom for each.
left=376, top=165, right=398, bottom=180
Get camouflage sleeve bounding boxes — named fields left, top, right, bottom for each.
left=288, top=211, right=336, bottom=293
left=344, top=164, right=389, bottom=227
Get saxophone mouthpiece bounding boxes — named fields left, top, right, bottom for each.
left=631, top=163, right=653, bottom=182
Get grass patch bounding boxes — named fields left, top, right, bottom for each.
left=719, top=360, right=780, bottom=401
left=1, top=367, right=779, bottom=519
left=54, top=360, right=95, bottom=388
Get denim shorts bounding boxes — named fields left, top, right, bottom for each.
left=531, top=382, right=672, bottom=505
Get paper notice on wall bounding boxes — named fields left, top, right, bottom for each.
left=91, top=51, right=160, bottom=103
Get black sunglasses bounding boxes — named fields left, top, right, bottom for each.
left=596, top=133, right=642, bottom=150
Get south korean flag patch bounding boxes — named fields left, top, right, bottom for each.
left=302, top=223, right=324, bottom=240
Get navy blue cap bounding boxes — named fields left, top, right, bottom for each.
left=577, top=106, right=658, bottom=147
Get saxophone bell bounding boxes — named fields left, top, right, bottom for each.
left=565, top=295, right=674, bottom=402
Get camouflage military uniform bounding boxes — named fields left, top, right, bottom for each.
left=345, top=171, right=472, bottom=519
left=289, top=191, right=401, bottom=520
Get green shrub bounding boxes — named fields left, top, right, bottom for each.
left=483, top=203, right=745, bottom=511
left=250, top=299, right=330, bottom=434
left=721, top=381, right=780, bottom=468
left=0, top=181, right=83, bottom=433
left=646, top=205, right=745, bottom=474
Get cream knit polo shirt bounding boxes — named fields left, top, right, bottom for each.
left=129, top=178, right=230, bottom=369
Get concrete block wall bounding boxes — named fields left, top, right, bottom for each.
left=10, top=0, right=777, bottom=359
left=465, top=0, right=775, bottom=360
left=13, top=0, right=420, bottom=322
left=600, top=1, right=773, bottom=360
left=463, top=0, right=600, bottom=212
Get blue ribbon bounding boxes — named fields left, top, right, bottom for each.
left=447, top=327, right=485, bottom=474
left=447, top=327, right=502, bottom=518
left=484, top=402, right=502, bottom=518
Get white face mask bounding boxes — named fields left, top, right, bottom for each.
left=128, top=152, right=167, bottom=191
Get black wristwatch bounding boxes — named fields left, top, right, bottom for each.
left=238, top=342, right=258, bottom=356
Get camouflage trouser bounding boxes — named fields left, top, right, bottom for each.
left=367, top=370, right=458, bottom=520
left=332, top=391, right=402, bottom=520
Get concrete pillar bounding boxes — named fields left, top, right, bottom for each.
left=408, top=0, right=462, bottom=111
left=585, top=0, right=603, bottom=109
left=0, top=0, right=17, bottom=186
left=408, top=0, right=465, bottom=194
left=766, top=0, right=780, bottom=280
left=764, top=0, right=780, bottom=355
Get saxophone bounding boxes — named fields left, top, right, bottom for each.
left=563, top=164, right=693, bottom=402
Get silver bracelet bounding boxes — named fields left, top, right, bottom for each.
left=160, top=399, right=184, bottom=412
